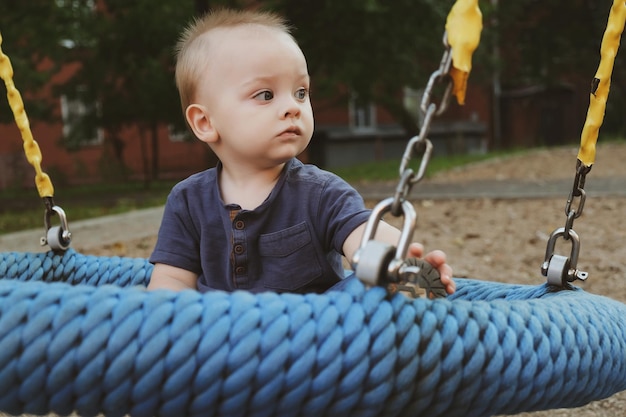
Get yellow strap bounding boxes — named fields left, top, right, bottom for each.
left=445, top=0, right=483, bottom=105
left=0, top=31, right=54, bottom=198
left=578, top=0, right=626, bottom=167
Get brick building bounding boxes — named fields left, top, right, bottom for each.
left=0, top=61, right=492, bottom=190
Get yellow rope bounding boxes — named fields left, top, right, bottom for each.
left=578, top=0, right=626, bottom=167
left=446, top=0, right=483, bottom=105
left=0, top=31, right=54, bottom=198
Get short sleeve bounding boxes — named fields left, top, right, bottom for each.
left=317, top=174, right=371, bottom=254
left=149, top=189, right=202, bottom=274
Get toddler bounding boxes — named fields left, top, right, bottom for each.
left=148, top=8, right=455, bottom=295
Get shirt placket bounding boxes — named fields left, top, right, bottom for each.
left=231, top=212, right=248, bottom=288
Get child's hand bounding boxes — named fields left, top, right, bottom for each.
left=407, top=242, right=455, bottom=295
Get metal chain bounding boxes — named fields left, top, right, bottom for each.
left=353, top=30, right=458, bottom=289
left=353, top=0, right=481, bottom=291
left=541, top=0, right=626, bottom=286
left=541, top=161, right=591, bottom=284
left=393, top=32, right=454, bottom=216
left=563, top=161, right=591, bottom=237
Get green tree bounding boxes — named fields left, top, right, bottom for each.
left=54, top=0, right=194, bottom=182
left=0, top=0, right=85, bottom=124
left=494, top=0, right=626, bottom=134
left=55, top=0, right=256, bottom=182
left=269, top=0, right=454, bottom=135
left=496, top=0, right=605, bottom=86
left=5, top=0, right=626, bottom=174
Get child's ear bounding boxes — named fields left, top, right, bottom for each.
left=185, top=104, right=218, bottom=143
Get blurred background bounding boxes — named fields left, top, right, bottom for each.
left=0, top=0, right=624, bottom=189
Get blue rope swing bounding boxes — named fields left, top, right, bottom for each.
left=0, top=249, right=625, bottom=417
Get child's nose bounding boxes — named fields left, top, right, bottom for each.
left=281, top=97, right=301, bottom=119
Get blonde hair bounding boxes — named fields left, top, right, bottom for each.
left=175, top=9, right=294, bottom=111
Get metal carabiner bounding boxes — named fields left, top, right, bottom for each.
left=541, top=227, right=588, bottom=286
left=41, top=205, right=72, bottom=251
left=352, top=197, right=417, bottom=287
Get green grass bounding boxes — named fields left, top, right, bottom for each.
left=0, top=181, right=176, bottom=234
left=0, top=148, right=525, bottom=235
left=330, top=150, right=515, bottom=182
left=333, top=135, right=626, bottom=182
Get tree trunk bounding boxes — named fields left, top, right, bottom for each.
left=101, top=129, right=128, bottom=182
left=138, top=125, right=151, bottom=187
left=150, top=121, right=160, bottom=181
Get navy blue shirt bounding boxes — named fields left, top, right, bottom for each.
left=150, top=159, right=371, bottom=293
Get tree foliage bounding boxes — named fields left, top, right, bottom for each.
left=0, top=0, right=84, bottom=123
left=496, top=0, right=608, bottom=86
left=270, top=0, right=453, bottom=134
left=493, top=0, right=626, bottom=133
left=2, top=0, right=626, bottom=172
left=53, top=0, right=195, bottom=180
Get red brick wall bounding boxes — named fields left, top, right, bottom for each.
left=0, top=66, right=494, bottom=189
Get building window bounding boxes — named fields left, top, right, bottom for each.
left=60, top=89, right=103, bottom=147
left=168, top=124, right=193, bottom=142
left=349, top=94, right=377, bottom=132
left=403, top=86, right=425, bottom=127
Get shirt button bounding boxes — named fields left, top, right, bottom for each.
left=234, top=220, right=245, bottom=230
left=234, top=244, right=245, bottom=254
left=235, top=266, right=246, bottom=274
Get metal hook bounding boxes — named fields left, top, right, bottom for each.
left=41, top=205, right=72, bottom=250
left=541, top=227, right=588, bottom=285
left=352, top=198, right=417, bottom=286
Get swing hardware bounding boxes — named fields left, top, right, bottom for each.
left=392, top=257, right=448, bottom=299
left=394, top=137, right=433, bottom=216
left=1, top=33, right=72, bottom=249
left=41, top=198, right=72, bottom=251
left=353, top=28, right=460, bottom=295
left=565, top=161, right=591, bottom=220
left=420, top=32, right=454, bottom=117
left=353, top=198, right=417, bottom=287
left=352, top=199, right=447, bottom=299
left=354, top=198, right=440, bottom=298
left=544, top=0, right=626, bottom=285
left=353, top=2, right=483, bottom=295
left=541, top=227, right=588, bottom=285
left=395, top=30, right=451, bottom=193
left=542, top=160, right=591, bottom=286
left=392, top=169, right=415, bottom=216
left=395, top=30, right=451, bottom=191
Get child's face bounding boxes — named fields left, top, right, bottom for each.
left=192, top=25, right=314, bottom=169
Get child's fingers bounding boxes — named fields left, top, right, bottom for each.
left=407, top=242, right=425, bottom=258
left=423, top=249, right=447, bottom=267
left=407, top=244, right=455, bottom=293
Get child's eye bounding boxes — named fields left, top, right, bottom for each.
left=295, top=88, right=308, bottom=100
left=253, top=90, right=273, bottom=101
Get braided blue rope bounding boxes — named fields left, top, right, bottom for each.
left=0, top=249, right=625, bottom=417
